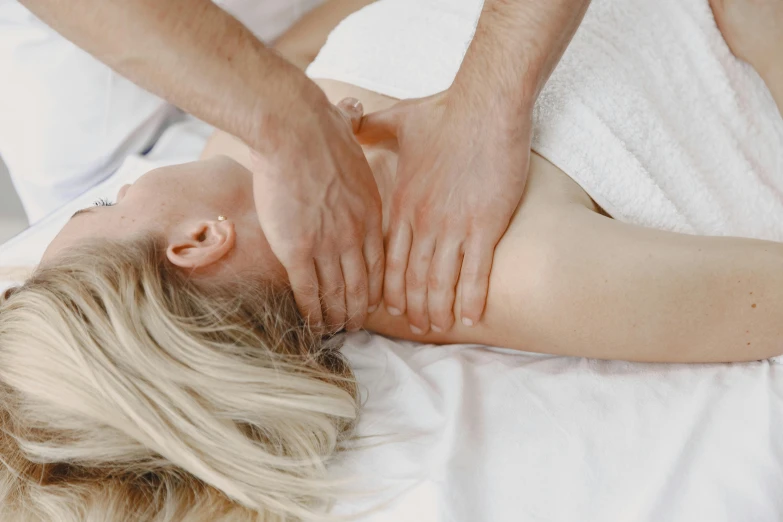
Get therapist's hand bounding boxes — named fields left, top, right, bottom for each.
left=356, top=88, right=531, bottom=334
left=251, top=88, right=384, bottom=333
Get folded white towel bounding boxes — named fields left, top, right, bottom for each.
left=309, top=0, right=783, bottom=240
left=532, top=0, right=783, bottom=240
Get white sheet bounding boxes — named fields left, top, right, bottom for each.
left=336, top=335, right=783, bottom=521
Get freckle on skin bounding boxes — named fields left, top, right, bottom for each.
left=752, top=303, right=757, bottom=308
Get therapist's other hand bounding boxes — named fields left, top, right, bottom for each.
left=251, top=90, right=384, bottom=333
left=356, top=90, right=530, bottom=334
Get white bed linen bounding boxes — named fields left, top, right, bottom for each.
left=0, top=116, right=213, bottom=286
left=336, top=335, right=783, bottom=522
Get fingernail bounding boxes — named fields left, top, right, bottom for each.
left=462, top=317, right=474, bottom=327
left=410, top=324, right=424, bottom=335
left=431, top=325, right=443, bottom=333
left=346, top=97, right=360, bottom=109
left=387, top=306, right=402, bottom=316
left=368, top=304, right=378, bottom=314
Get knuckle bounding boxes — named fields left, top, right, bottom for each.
left=291, top=283, right=319, bottom=301
left=347, top=281, right=368, bottom=298
left=391, top=190, right=409, bottom=210
left=428, top=271, right=449, bottom=292
left=325, top=307, right=346, bottom=324
left=286, top=238, right=316, bottom=258
left=406, top=272, right=426, bottom=291
left=461, top=268, right=481, bottom=283
left=367, top=253, right=385, bottom=275
left=324, top=282, right=346, bottom=299
left=386, top=256, right=407, bottom=274
left=413, top=208, right=433, bottom=230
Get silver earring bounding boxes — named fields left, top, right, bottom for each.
left=218, top=215, right=227, bottom=221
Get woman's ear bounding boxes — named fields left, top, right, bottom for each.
left=166, top=218, right=236, bottom=269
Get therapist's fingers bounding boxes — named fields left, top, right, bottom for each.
left=427, top=238, right=463, bottom=333
left=364, top=219, right=386, bottom=315
left=405, top=235, right=436, bottom=335
left=383, top=219, right=413, bottom=318
left=336, top=97, right=365, bottom=133
left=340, top=248, right=369, bottom=332
left=459, top=234, right=498, bottom=327
left=315, top=256, right=348, bottom=331
left=288, top=259, right=324, bottom=331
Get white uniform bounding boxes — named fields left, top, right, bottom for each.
left=0, top=0, right=323, bottom=223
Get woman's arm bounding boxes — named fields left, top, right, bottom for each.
left=367, top=155, right=783, bottom=364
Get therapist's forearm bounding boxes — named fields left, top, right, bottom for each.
left=18, top=0, right=312, bottom=149
left=454, top=0, right=591, bottom=111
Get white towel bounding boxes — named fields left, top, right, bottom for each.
left=308, top=0, right=783, bottom=240
left=532, top=0, right=783, bottom=239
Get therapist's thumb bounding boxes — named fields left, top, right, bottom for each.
left=336, top=97, right=365, bottom=133
left=354, top=105, right=403, bottom=145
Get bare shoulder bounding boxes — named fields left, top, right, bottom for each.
left=364, top=153, right=601, bottom=346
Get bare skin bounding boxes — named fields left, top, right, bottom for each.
left=46, top=0, right=783, bottom=364
left=709, top=0, right=783, bottom=114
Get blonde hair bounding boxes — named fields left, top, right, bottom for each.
left=0, top=236, right=359, bottom=521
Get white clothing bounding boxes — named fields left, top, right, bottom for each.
left=0, top=0, right=324, bottom=222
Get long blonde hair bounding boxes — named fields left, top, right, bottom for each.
left=0, top=235, right=359, bottom=521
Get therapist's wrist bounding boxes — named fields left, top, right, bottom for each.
left=450, top=62, right=538, bottom=126
left=451, top=29, right=543, bottom=122
left=243, top=53, right=328, bottom=154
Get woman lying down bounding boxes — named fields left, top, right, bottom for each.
left=1, top=0, right=782, bottom=520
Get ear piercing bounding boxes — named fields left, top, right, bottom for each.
left=218, top=215, right=227, bottom=221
